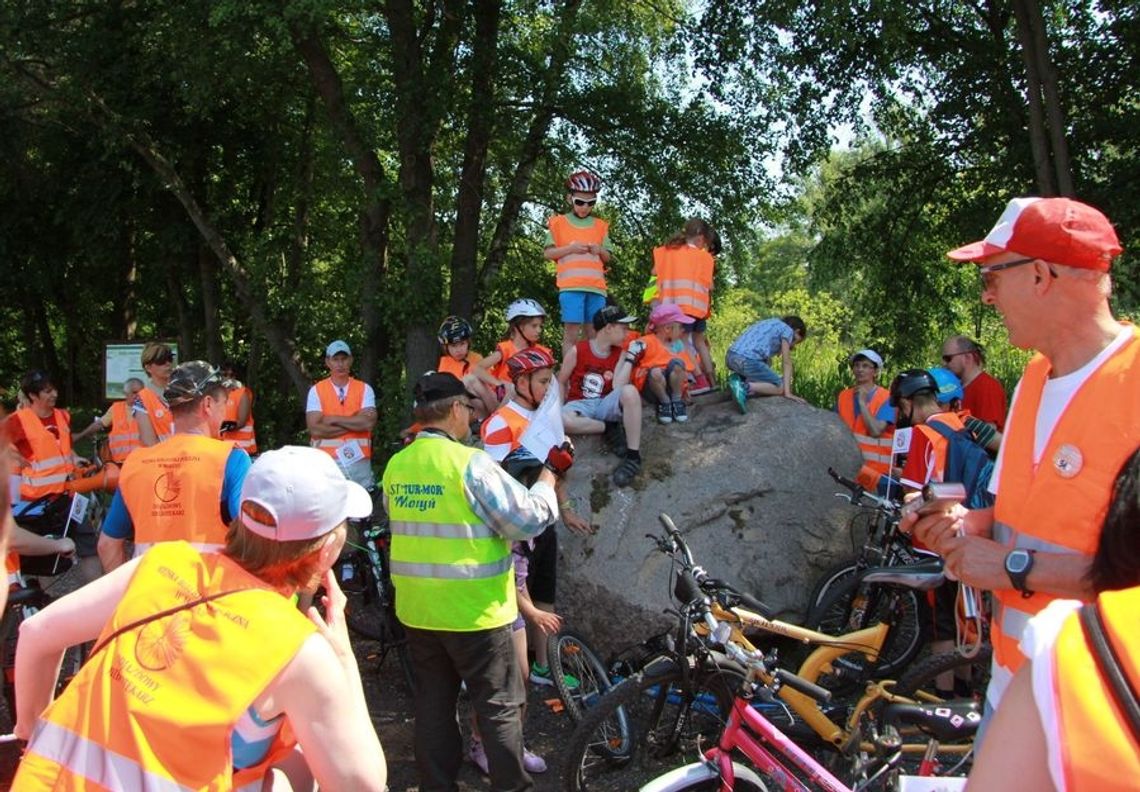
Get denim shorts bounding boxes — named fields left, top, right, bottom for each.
left=726, top=350, right=782, bottom=386
left=564, top=388, right=624, bottom=422
left=559, top=290, right=607, bottom=325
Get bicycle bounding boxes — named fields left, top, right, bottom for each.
left=334, top=518, right=416, bottom=693
left=639, top=610, right=978, bottom=792
left=562, top=514, right=984, bottom=790
left=0, top=580, right=89, bottom=732
left=547, top=629, right=619, bottom=722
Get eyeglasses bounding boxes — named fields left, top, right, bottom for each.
left=942, top=351, right=969, bottom=363
left=978, top=257, right=1036, bottom=289
left=572, top=198, right=597, bottom=207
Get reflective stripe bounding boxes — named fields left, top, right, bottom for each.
left=391, top=556, right=513, bottom=581
left=28, top=719, right=191, bottom=792
left=986, top=658, right=1014, bottom=710
left=557, top=266, right=606, bottom=280
left=27, top=455, right=68, bottom=470
left=23, top=471, right=70, bottom=487
left=313, top=438, right=372, bottom=449
left=134, top=541, right=225, bottom=557
left=393, top=521, right=495, bottom=540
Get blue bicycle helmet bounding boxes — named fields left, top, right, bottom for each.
left=928, top=367, right=964, bottom=406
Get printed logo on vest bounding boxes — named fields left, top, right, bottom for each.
left=1052, top=444, right=1083, bottom=479
left=153, top=472, right=181, bottom=503
left=135, top=611, right=190, bottom=671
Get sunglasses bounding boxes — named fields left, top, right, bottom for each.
left=978, top=257, right=1036, bottom=289
left=942, top=351, right=969, bottom=363
left=572, top=198, right=597, bottom=207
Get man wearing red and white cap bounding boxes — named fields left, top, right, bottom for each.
left=909, top=197, right=1139, bottom=722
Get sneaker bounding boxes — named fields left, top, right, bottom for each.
left=689, top=374, right=714, bottom=395
left=728, top=374, right=748, bottom=414
left=523, top=747, right=548, bottom=774
left=656, top=402, right=673, bottom=424
left=468, top=737, right=489, bottom=775
left=613, top=456, right=642, bottom=487
left=529, top=662, right=579, bottom=689
left=671, top=401, right=688, bottom=423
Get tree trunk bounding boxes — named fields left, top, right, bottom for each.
left=1011, top=0, right=1056, bottom=196
left=169, top=229, right=195, bottom=359
left=1021, top=0, right=1074, bottom=194
left=116, top=218, right=138, bottom=340
left=448, top=0, right=502, bottom=320
left=199, top=242, right=224, bottom=364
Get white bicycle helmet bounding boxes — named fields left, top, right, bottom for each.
left=505, top=298, right=547, bottom=321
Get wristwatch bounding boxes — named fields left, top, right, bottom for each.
left=1004, top=549, right=1036, bottom=598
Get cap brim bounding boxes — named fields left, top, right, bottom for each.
left=343, top=481, right=373, bottom=521
left=616, top=316, right=637, bottom=324
left=946, top=240, right=1006, bottom=264
left=676, top=315, right=696, bottom=324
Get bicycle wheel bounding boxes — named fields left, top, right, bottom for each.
left=808, top=575, right=923, bottom=685
left=889, top=646, right=992, bottom=777
left=561, top=659, right=744, bottom=791
left=547, top=630, right=615, bottom=722
left=806, top=558, right=858, bottom=612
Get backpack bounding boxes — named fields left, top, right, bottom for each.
left=925, top=420, right=995, bottom=509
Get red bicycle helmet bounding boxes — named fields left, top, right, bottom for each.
left=566, top=170, right=602, bottom=194
left=506, top=348, right=556, bottom=381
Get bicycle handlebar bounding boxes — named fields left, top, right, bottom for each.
left=827, top=467, right=899, bottom=513
left=720, top=640, right=832, bottom=705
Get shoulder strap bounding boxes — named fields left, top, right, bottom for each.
left=90, top=586, right=257, bottom=658
left=1079, top=601, right=1140, bottom=746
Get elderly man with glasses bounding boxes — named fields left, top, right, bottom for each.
left=908, top=197, right=1139, bottom=739
left=97, top=361, right=252, bottom=572
left=939, top=334, right=1008, bottom=430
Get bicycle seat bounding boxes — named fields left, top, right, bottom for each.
left=859, top=561, right=946, bottom=591
left=882, top=699, right=981, bottom=741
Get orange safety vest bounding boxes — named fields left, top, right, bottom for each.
left=487, top=341, right=555, bottom=384
left=14, top=541, right=316, bottom=791
left=990, top=328, right=1140, bottom=701
left=631, top=334, right=696, bottom=391
left=480, top=401, right=533, bottom=454
left=119, top=433, right=233, bottom=556
left=438, top=351, right=482, bottom=380
left=548, top=213, right=608, bottom=294
left=310, top=377, right=373, bottom=461
left=1050, top=588, right=1140, bottom=792
left=653, top=244, right=714, bottom=319
left=137, top=387, right=175, bottom=443
left=12, top=409, right=75, bottom=500
left=222, top=387, right=257, bottom=455
left=911, top=412, right=966, bottom=484
left=836, top=386, right=895, bottom=478
left=107, top=400, right=142, bottom=463
left=5, top=551, right=23, bottom=589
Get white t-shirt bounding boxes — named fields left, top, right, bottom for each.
left=1022, top=598, right=1082, bottom=792
left=988, top=325, right=1134, bottom=495
left=305, top=380, right=377, bottom=413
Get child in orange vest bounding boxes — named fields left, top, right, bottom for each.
left=627, top=304, right=697, bottom=425
left=435, top=315, right=498, bottom=419
left=475, top=299, right=554, bottom=405
left=652, top=218, right=720, bottom=393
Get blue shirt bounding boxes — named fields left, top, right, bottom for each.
left=728, top=318, right=794, bottom=362
left=102, top=447, right=252, bottom=540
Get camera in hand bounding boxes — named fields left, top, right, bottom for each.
left=901, top=481, right=967, bottom=517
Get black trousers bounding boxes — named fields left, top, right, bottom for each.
left=404, top=624, right=532, bottom=792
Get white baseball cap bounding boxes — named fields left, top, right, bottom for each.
left=239, top=446, right=372, bottom=541
left=326, top=340, right=352, bottom=357
left=850, top=349, right=884, bottom=368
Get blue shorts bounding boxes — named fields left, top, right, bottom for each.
left=559, top=291, right=607, bottom=326
left=726, top=350, right=782, bottom=387
left=688, top=318, right=708, bottom=333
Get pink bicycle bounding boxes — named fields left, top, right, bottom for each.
left=640, top=625, right=976, bottom=792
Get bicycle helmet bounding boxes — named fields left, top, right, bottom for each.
left=506, top=347, right=556, bottom=381
left=565, top=170, right=602, bottom=194
left=889, top=368, right=937, bottom=407
left=437, top=315, right=473, bottom=345
left=505, top=298, right=547, bottom=322
left=928, top=367, right=964, bottom=406
left=164, top=361, right=225, bottom=406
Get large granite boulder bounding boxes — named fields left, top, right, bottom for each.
left=554, top=392, right=865, bottom=655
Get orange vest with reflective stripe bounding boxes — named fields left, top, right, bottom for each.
left=631, top=334, right=696, bottom=391
left=13, top=409, right=75, bottom=500
left=119, top=433, right=233, bottom=555
left=138, top=387, right=174, bottom=443
left=991, top=328, right=1140, bottom=692
left=480, top=401, right=533, bottom=454
left=548, top=213, right=608, bottom=293
left=222, top=387, right=257, bottom=455
left=310, top=378, right=373, bottom=460
left=14, top=541, right=316, bottom=791
left=487, top=341, right=554, bottom=384
left=911, top=412, right=965, bottom=484
left=438, top=352, right=482, bottom=380
left=108, top=400, right=142, bottom=463
left=836, top=386, right=895, bottom=476
left=653, top=244, right=714, bottom=319
left=1051, top=588, right=1140, bottom=792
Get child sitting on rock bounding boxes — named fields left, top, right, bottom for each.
left=627, top=303, right=697, bottom=425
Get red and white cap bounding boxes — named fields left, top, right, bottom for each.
left=240, top=446, right=372, bottom=542
left=946, top=197, right=1122, bottom=271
